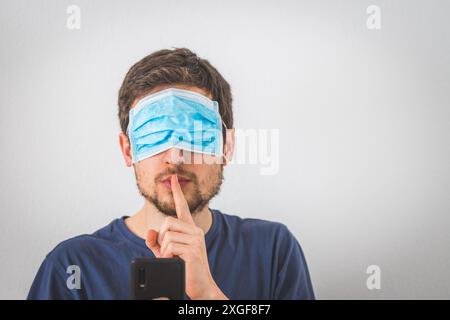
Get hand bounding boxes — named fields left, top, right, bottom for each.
left=145, top=174, right=228, bottom=300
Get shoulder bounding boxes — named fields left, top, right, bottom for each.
left=44, top=218, right=122, bottom=265
left=214, top=209, right=294, bottom=242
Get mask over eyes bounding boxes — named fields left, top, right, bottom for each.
left=127, top=87, right=225, bottom=163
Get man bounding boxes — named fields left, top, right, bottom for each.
left=28, top=48, right=315, bottom=300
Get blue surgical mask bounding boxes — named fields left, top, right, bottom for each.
left=127, top=87, right=225, bottom=163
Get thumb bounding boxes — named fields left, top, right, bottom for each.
left=146, top=229, right=161, bottom=257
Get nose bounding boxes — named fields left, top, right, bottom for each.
left=163, top=147, right=185, bottom=165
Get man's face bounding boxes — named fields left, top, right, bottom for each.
left=128, top=85, right=225, bottom=217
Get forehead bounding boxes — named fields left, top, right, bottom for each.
left=131, top=84, right=213, bottom=109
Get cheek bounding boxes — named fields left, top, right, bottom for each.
left=193, top=164, right=221, bottom=185
left=135, top=160, right=159, bottom=183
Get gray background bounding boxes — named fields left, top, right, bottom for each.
left=1, top=0, right=449, bottom=299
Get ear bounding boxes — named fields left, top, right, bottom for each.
left=223, top=128, right=235, bottom=166
left=119, top=132, right=133, bottom=167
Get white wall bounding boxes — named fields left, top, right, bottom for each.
left=1, top=0, right=449, bottom=299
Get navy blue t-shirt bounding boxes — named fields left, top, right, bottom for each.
left=27, top=209, right=315, bottom=300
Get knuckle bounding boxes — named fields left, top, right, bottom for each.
left=166, top=216, right=176, bottom=225
left=165, top=231, right=173, bottom=241
left=164, top=216, right=173, bottom=225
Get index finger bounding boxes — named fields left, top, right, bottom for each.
left=171, top=174, right=195, bottom=225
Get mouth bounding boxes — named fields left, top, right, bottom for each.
left=160, top=175, right=191, bottom=189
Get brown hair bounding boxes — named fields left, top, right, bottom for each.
left=118, top=48, right=233, bottom=141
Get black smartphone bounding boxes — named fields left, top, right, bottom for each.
left=131, top=257, right=185, bottom=300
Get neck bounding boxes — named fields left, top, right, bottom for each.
left=125, top=200, right=212, bottom=240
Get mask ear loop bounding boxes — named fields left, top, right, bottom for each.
left=221, top=120, right=232, bottom=164
left=126, top=120, right=136, bottom=164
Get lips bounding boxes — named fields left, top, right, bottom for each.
left=161, top=175, right=191, bottom=189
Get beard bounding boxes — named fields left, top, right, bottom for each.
left=135, top=165, right=224, bottom=217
